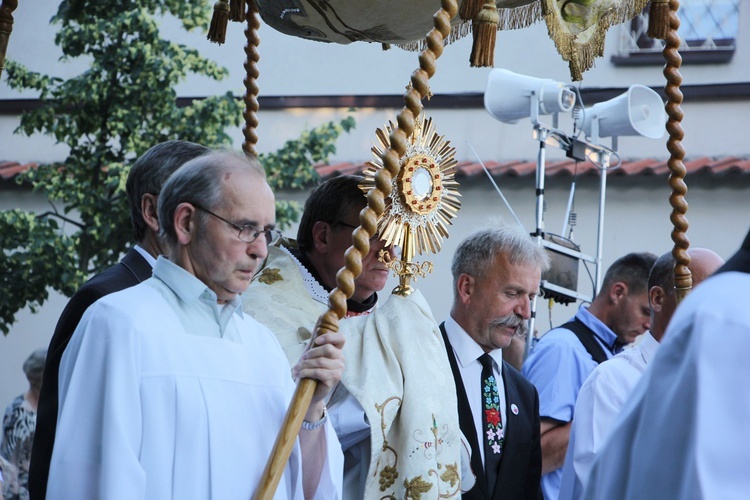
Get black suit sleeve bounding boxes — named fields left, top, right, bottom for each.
left=28, top=283, right=111, bottom=500
left=527, top=387, right=543, bottom=500
left=28, top=250, right=149, bottom=500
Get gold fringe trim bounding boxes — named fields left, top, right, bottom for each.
left=396, top=1, right=541, bottom=53
left=541, top=0, right=650, bottom=81
left=459, top=0, right=484, bottom=21
left=470, top=1, right=500, bottom=67
left=497, top=0, right=542, bottom=31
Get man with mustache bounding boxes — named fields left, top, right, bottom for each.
left=440, top=225, right=550, bottom=499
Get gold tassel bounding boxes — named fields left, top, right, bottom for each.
left=470, top=1, right=499, bottom=68
left=459, top=0, right=485, bottom=21
left=229, top=0, right=246, bottom=22
left=207, top=0, right=230, bottom=45
left=647, top=0, right=671, bottom=40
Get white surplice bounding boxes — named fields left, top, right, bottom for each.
left=48, top=257, right=342, bottom=500
left=583, top=272, right=750, bottom=500
left=559, top=332, right=659, bottom=500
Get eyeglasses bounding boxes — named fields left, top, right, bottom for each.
left=335, top=221, right=381, bottom=243
left=194, top=204, right=282, bottom=245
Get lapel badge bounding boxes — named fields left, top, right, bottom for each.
left=511, top=404, right=519, bottom=415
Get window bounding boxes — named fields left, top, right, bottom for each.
left=612, top=0, right=739, bottom=65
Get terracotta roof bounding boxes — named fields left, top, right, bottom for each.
left=315, top=156, right=750, bottom=179
left=0, top=161, right=36, bottom=182
left=3, top=157, right=750, bottom=186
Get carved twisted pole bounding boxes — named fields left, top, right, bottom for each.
left=0, top=0, right=18, bottom=81
left=242, top=0, right=259, bottom=157
left=662, top=0, right=692, bottom=303
left=252, top=1, right=459, bottom=497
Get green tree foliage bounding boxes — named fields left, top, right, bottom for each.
left=0, top=0, right=355, bottom=334
left=261, top=114, right=356, bottom=226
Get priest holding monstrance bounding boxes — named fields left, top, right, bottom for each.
left=245, top=115, right=473, bottom=498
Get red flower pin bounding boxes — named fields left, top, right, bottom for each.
left=485, top=408, right=501, bottom=426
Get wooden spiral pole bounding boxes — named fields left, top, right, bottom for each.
left=242, top=0, right=259, bottom=157
left=0, top=0, right=18, bottom=81
left=252, top=0, right=459, bottom=497
left=663, top=0, right=692, bottom=303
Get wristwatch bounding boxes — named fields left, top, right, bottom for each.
left=301, top=405, right=328, bottom=430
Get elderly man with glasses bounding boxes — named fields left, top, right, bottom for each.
left=46, top=151, right=345, bottom=499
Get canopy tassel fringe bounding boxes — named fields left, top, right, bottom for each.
left=229, top=0, right=246, bottom=22
left=470, top=1, right=499, bottom=68
left=207, top=0, right=230, bottom=44
left=459, top=0, right=484, bottom=21
left=647, top=0, right=670, bottom=40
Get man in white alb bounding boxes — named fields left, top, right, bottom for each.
left=583, top=231, right=750, bottom=499
left=47, top=151, right=345, bottom=499
left=559, top=247, right=724, bottom=499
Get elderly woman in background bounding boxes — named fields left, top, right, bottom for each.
left=1, top=348, right=47, bottom=500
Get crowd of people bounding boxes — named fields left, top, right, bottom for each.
left=1, top=139, right=747, bottom=499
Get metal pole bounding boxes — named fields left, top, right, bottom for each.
left=594, top=160, right=607, bottom=295
left=525, top=125, right=547, bottom=361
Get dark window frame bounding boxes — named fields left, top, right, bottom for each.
left=611, top=1, right=739, bottom=66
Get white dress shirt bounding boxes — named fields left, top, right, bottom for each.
left=443, top=316, right=507, bottom=466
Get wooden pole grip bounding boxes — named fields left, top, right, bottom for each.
left=252, top=377, right=318, bottom=500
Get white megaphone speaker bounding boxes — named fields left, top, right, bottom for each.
left=485, top=68, right=576, bottom=124
left=577, top=84, right=665, bottom=141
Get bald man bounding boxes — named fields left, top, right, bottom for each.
left=559, top=247, right=724, bottom=499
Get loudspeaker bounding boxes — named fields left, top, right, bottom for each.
left=578, top=84, right=665, bottom=140
left=485, top=68, right=576, bottom=124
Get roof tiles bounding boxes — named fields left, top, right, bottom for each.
left=311, top=157, right=750, bottom=180
left=2, top=157, right=749, bottom=186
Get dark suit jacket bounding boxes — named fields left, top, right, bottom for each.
left=28, top=248, right=152, bottom=500
left=440, top=323, right=542, bottom=500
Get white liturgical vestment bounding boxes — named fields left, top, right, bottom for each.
left=48, top=257, right=342, bottom=499
left=558, top=332, right=659, bottom=500
left=583, top=272, right=750, bottom=500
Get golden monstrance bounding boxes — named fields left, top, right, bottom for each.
left=360, top=113, right=461, bottom=296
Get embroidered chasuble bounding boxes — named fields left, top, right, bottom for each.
left=244, top=244, right=330, bottom=366
left=244, top=243, right=469, bottom=498
left=338, top=291, right=465, bottom=498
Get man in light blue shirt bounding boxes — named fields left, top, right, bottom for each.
left=522, top=252, right=656, bottom=499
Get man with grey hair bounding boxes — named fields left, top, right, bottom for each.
left=441, top=225, right=549, bottom=499
left=47, top=152, right=345, bottom=499
left=30, top=140, right=210, bottom=499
